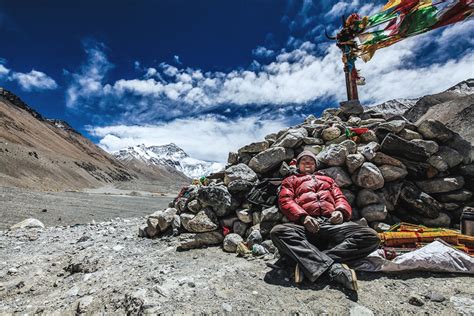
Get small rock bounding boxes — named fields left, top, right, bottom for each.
left=223, top=233, right=244, bottom=253
left=236, top=209, right=253, bottom=224
left=9, top=218, right=45, bottom=230
left=321, top=126, right=341, bottom=141
left=408, top=294, right=424, bottom=306
left=76, top=295, right=94, bottom=314
left=246, top=230, right=263, bottom=248
left=424, top=292, right=446, bottom=302
left=346, top=154, right=365, bottom=174
left=222, top=303, right=233, bottom=312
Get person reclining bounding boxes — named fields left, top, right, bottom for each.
left=270, top=150, right=380, bottom=291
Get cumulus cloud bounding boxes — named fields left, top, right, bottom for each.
left=89, top=115, right=289, bottom=162
left=65, top=41, right=114, bottom=108
left=252, top=46, right=275, bottom=58
left=10, top=70, right=58, bottom=91
left=0, top=63, right=10, bottom=78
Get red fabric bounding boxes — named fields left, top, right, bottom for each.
left=278, top=173, right=352, bottom=223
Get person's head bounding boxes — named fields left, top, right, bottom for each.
left=296, top=151, right=318, bottom=175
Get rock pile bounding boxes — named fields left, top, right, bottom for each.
left=139, top=102, right=474, bottom=251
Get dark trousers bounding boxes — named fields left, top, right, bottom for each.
left=270, top=222, right=380, bottom=282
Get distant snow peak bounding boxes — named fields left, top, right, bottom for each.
left=447, top=78, right=474, bottom=95
left=114, top=143, right=224, bottom=178
left=370, top=97, right=419, bottom=117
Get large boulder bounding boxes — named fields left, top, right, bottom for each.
left=360, top=204, right=387, bottom=222
left=410, top=139, right=439, bottom=154
left=177, top=231, right=224, bottom=250
left=318, top=167, right=352, bottom=188
left=380, top=134, right=429, bottom=162
left=224, top=163, right=258, bottom=185
left=356, top=189, right=382, bottom=208
left=272, top=128, right=308, bottom=148
left=317, top=144, right=348, bottom=166
left=399, top=182, right=441, bottom=218
left=340, top=100, right=364, bottom=115
left=345, top=154, right=365, bottom=174
left=321, top=126, right=341, bottom=141
left=377, top=120, right=406, bottom=133
left=418, top=212, right=451, bottom=227
left=185, top=208, right=218, bottom=233
left=416, top=176, right=465, bottom=194
left=353, top=162, right=385, bottom=190
left=417, top=119, right=454, bottom=143
left=238, top=141, right=269, bottom=155
left=197, top=186, right=232, bottom=217
left=378, top=165, right=408, bottom=182
left=370, top=152, right=405, bottom=168
left=248, top=147, right=294, bottom=173
left=436, top=146, right=463, bottom=169
left=149, top=208, right=178, bottom=232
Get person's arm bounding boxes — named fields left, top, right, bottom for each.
left=330, top=180, right=352, bottom=221
left=278, top=176, right=308, bottom=223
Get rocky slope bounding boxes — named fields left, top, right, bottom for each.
left=0, top=88, right=136, bottom=191
left=114, top=143, right=224, bottom=179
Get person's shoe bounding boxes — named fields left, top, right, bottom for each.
left=295, top=263, right=304, bottom=284
left=265, top=255, right=292, bottom=269
left=329, top=263, right=358, bottom=291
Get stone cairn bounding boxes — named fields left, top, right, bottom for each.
left=139, top=102, right=474, bottom=254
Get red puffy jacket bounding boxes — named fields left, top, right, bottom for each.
left=278, top=172, right=352, bottom=223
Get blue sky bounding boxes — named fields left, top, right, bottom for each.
left=0, top=1, right=473, bottom=162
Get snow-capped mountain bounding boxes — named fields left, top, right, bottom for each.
left=369, top=98, right=419, bottom=117
left=114, top=143, right=224, bottom=179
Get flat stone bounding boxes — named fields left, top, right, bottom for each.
left=370, top=152, right=405, bottom=168
left=227, top=152, right=239, bottom=165
left=302, top=137, right=324, bottom=145
left=377, top=120, right=406, bottom=133
left=427, top=155, right=449, bottom=172
left=318, top=167, right=352, bottom=188
left=353, top=162, right=384, bottom=190
left=398, top=128, right=422, bottom=140
left=177, top=231, right=224, bottom=250
left=347, top=116, right=361, bottom=126
left=416, top=176, right=465, bottom=194
left=248, top=147, right=294, bottom=174
left=378, top=165, right=408, bottom=182
left=436, top=190, right=472, bottom=203
left=419, top=212, right=451, bottom=227
left=381, top=134, right=429, bottom=162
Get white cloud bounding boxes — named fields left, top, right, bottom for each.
left=66, top=41, right=114, bottom=108
left=89, top=116, right=289, bottom=162
left=252, top=46, right=275, bottom=58
left=10, top=69, right=58, bottom=91
left=0, top=63, right=10, bottom=78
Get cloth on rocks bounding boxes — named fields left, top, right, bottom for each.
left=270, top=222, right=380, bottom=282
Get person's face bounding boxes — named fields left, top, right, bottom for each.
left=298, top=156, right=316, bottom=175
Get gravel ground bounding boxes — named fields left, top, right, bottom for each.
left=0, top=217, right=473, bottom=315
left=0, top=186, right=174, bottom=230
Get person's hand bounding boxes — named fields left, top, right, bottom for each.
left=303, top=216, right=320, bottom=233
left=330, top=211, right=344, bottom=225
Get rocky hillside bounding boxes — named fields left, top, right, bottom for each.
left=114, top=143, right=224, bottom=179
left=0, top=88, right=136, bottom=191
left=138, top=100, right=473, bottom=253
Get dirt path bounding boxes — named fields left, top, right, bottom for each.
left=1, top=217, right=472, bottom=315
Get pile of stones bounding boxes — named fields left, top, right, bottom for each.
left=139, top=101, right=474, bottom=252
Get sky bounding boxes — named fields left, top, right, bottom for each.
left=0, top=0, right=473, bottom=162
